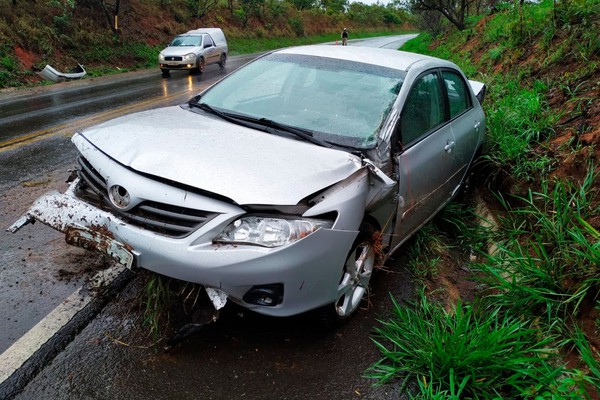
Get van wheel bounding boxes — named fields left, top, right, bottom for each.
left=218, top=54, right=227, bottom=69
left=161, top=69, right=169, bottom=76
left=317, top=223, right=376, bottom=328
left=191, top=57, right=205, bottom=74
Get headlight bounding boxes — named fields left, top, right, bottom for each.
left=214, top=216, right=333, bottom=248
left=158, top=52, right=165, bottom=62
left=183, top=53, right=196, bottom=61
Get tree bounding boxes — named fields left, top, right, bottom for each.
left=320, top=0, right=348, bottom=14
left=235, top=0, right=265, bottom=27
left=409, top=0, right=474, bottom=31
left=287, top=0, right=317, bottom=10
left=187, top=0, right=220, bottom=19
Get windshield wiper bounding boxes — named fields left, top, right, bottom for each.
left=255, top=117, right=332, bottom=148
left=189, top=101, right=231, bottom=120
left=188, top=101, right=333, bottom=148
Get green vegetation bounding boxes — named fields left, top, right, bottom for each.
left=368, top=294, right=592, bottom=398
left=479, top=166, right=598, bottom=328
left=483, top=77, right=556, bottom=184
left=141, top=273, right=173, bottom=343
left=140, top=273, right=205, bottom=345
left=370, top=0, right=599, bottom=397
left=370, top=174, right=600, bottom=397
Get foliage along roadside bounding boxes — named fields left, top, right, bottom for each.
left=369, top=0, right=600, bottom=397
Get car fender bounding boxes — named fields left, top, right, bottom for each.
left=303, top=161, right=395, bottom=232
left=303, top=168, right=369, bottom=231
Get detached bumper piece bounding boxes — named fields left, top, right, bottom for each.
left=7, top=184, right=134, bottom=270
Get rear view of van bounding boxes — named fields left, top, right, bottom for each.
left=159, top=27, right=228, bottom=75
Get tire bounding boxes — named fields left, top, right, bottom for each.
left=218, top=54, right=226, bottom=69
left=318, top=223, right=376, bottom=328
left=197, top=57, right=206, bottom=73
left=161, top=68, right=169, bottom=76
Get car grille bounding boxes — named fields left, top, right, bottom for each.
left=164, top=56, right=182, bottom=61
left=75, top=155, right=217, bottom=238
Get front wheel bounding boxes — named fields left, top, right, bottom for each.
left=191, top=57, right=205, bottom=74
left=318, top=224, right=376, bottom=328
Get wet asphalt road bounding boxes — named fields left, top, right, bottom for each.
left=15, top=265, right=413, bottom=400
left=1, top=36, right=419, bottom=399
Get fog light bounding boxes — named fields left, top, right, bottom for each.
left=243, top=284, right=283, bottom=307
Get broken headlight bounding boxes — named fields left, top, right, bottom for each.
left=214, top=216, right=333, bottom=248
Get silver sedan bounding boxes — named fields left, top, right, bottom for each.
left=10, top=45, right=485, bottom=324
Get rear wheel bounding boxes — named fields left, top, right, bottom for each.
left=218, top=54, right=227, bottom=69
left=318, top=223, right=376, bottom=328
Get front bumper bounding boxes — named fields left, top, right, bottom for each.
left=159, top=62, right=196, bottom=70
left=9, top=181, right=357, bottom=317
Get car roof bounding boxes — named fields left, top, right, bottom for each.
left=275, top=45, right=455, bottom=72
left=187, top=28, right=223, bottom=35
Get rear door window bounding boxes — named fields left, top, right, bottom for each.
left=442, top=71, right=471, bottom=118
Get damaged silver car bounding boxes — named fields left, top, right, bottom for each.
left=9, top=45, right=485, bottom=323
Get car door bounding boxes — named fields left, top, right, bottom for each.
left=205, top=35, right=220, bottom=64
left=442, top=69, right=484, bottom=192
left=390, top=70, right=457, bottom=250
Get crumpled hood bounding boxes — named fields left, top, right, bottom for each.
left=77, top=106, right=362, bottom=205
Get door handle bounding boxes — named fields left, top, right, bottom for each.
left=445, top=141, right=455, bottom=153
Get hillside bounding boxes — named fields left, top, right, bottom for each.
left=0, top=0, right=410, bottom=88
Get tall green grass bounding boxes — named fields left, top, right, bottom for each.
left=482, top=77, right=556, bottom=184
left=476, top=166, right=599, bottom=326
left=141, top=273, right=173, bottom=344
left=367, top=293, right=592, bottom=398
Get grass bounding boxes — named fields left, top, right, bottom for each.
left=367, top=292, right=592, bottom=398
left=476, top=165, right=598, bottom=328
left=481, top=76, right=557, bottom=185
left=371, top=165, right=600, bottom=397
left=402, top=201, right=486, bottom=283
left=140, top=273, right=173, bottom=344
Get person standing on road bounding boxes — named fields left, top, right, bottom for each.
left=341, top=28, right=349, bottom=46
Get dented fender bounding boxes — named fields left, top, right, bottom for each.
left=303, top=159, right=396, bottom=232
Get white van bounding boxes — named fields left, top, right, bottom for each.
left=159, top=28, right=228, bottom=74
